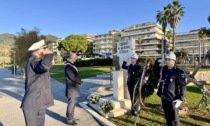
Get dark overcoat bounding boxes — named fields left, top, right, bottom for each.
left=65, top=61, right=82, bottom=98
left=157, top=65, right=186, bottom=101
left=21, top=54, right=54, bottom=110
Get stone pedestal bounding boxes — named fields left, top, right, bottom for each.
left=123, top=71, right=130, bottom=99
left=92, top=71, right=132, bottom=118
left=112, top=71, right=124, bottom=100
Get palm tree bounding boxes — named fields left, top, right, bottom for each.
left=165, top=0, right=184, bottom=52
left=166, top=30, right=173, bottom=42
left=198, top=27, right=208, bottom=59
left=137, top=37, right=143, bottom=48
left=156, top=9, right=168, bottom=56
left=96, top=43, right=101, bottom=53
left=166, top=30, right=173, bottom=52
left=207, top=15, right=210, bottom=36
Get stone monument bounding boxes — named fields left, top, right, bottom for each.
left=99, top=39, right=136, bottom=118
left=88, top=39, right=137, bottom=118
left=114, top=39, right=136, bottom=100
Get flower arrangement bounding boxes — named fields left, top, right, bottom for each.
left=99, top=100, right=114, bottom=113
left=87, top=94, right=100, bottom=104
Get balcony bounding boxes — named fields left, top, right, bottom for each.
left=137, top=47, right=160, bottom=51
left=123, top=24, right=157, bottom=32
left=141, top=42, right=161, bottom=45
left=141, top=53, right=161, bottom=57
left=175, top=38, right=199, bottom=43
left=121, top=30, right=157, bottom=37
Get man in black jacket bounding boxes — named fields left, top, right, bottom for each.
left=21, top=40, right=54, bottom=126
left=65, top=52, right=82, bottom=125
left=122, top=53, right=141, bottom=116
left=157, top=52, right=186, bottom=126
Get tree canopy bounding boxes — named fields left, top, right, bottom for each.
left=58, top=35, right=89, bottom=53
left=14, top=28, right=45, bottom=68
left=175, top=48, right=189, bottom=64
left=0, top=45, right=12, bottom=66
left=156, top=0, right=184, bottom=52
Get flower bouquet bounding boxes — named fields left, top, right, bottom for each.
left=87, top=94, right=100, bottom=104
left=99, top=100, right=114, bottom=113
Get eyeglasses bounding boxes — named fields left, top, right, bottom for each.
left=165, top=59, right=171, bottom=61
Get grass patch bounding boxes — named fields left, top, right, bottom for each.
left=108, top=85, right=210, bottom=126
left=50, top=65, right=112, bottom=83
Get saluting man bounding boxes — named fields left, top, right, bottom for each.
left=122, top=53, right=141, bottom=116
left=157, top=52, right=186, bottom=126
left=21, top=40, right=54, bottom=126
left=65, top=52, right=83, bottom=125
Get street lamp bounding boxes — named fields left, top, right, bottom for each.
left=0, top=44, right=5, bottom=67
left=10, top=50, right=16, bottom=77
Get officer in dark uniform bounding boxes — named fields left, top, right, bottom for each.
left=157, top=52, right=186, bottom=126
left=65, top=52, right=82, bottom=125
left=122, top=53, right=141, bottom=115
left=21, top=40, right=54, bottom=126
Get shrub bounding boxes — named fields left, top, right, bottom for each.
left=75, top=58, right=112, bottom=67
left=138, top=57, right=155, bottom=64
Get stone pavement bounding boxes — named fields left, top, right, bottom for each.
left=0, top=68, right=105, bottom=126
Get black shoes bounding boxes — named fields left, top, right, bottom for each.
left=67, top=120, right=77, bottom=125
left=67, top=118, right=79, bottom=125
left=130, top=109, right=138, bottom=116
left=133, top=111, right=138, bottom=116
left=72, top=118, right=79, bottom=121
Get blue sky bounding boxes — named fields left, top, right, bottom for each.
left=0, top=0, right=210, bottom=38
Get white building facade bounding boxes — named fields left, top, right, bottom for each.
left=121, top=22, right=164, bottom=57
left=176, top=30, right=210, bottom=64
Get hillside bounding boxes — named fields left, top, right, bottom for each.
left=0, top=33, right=58, bottom=46
left=45, top=35, right=58, bottom=43
left=0, top=33, right=16, bottom=46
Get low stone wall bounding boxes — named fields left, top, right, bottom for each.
left=192, top=71, right=210, bottom=82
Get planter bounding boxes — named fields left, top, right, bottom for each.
left=104, top=109, right=111, bottom=113
left=90, top=101, right=96, bottom=104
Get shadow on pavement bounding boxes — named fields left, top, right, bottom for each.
left=46, top=109, right=66, bottom=124
left=0, top=89, right=23, bottom=101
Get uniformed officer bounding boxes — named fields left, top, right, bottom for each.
left=157, top=52, right=186, bottom=126
left=21, top=40, right=54, bottom=126
left=122, top=53, right=141, bottom=116
left=65, top=52, right=82, bottom=125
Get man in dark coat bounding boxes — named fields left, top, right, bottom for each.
left=21, top=40, right=54, bottom=126
left=157, top=52, right=186, bottom=126
left=122, top=53, right=141, bottom=116
left=65, top=52, right=82, bottom=125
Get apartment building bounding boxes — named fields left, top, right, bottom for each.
left=82, top=34, right=95, bottom=42
left=175, top=30, right=210, bottom=64
left=121, top=22, right=164, bottom=57
left=47, top=38, right=62, bottom=55
left=93, top=30, right=120, bottom=54
left=81, top=34, right=95, bottom=54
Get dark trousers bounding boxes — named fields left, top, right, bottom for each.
left=23, top=108, right=46, bottom=126
left=162, top=99, right=179, bottom=126
left=66, top=97, right=77, bottom=121
left=128, top=84, right=139, bottom=111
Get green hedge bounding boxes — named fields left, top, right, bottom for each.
left=138, top=57, right=155, bottom=64
left=74, top=58, right=112, bottom=67
left=74, top=57, right=155, bottom=67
